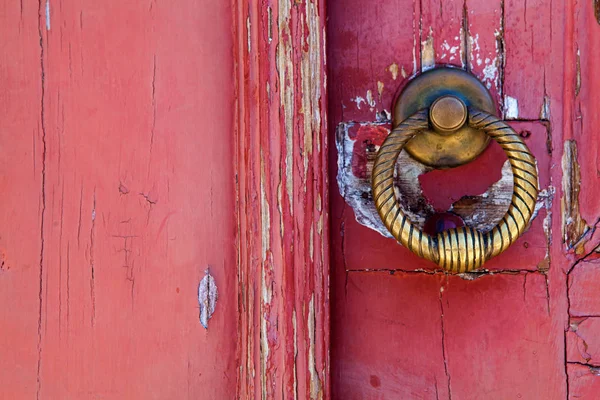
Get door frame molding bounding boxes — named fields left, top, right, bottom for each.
left=232, top=0, right=330, bottom=398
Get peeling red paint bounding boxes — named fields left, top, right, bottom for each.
left=234, top=0, right=329, bottom=398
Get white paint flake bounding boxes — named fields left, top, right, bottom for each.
left=481, top=59, right=498, bottom=89
left=352, top=96, right=366, bottom=109
left=366, top=90, right=376, bottom=108
left=198, top=270, right=218, bottom=329
left=540, top=95, right=551, bottom=120
left=46, top=1, right=51, bottom=30
left=504, top=96, right=519, bottom=119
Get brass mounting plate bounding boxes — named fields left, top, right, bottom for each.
left=393, top=67, right=497, bottom=168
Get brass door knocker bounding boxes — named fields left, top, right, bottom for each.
left=372, top=67, right=539, bottom=272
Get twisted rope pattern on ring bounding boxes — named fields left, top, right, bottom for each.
left=372, top=107, right=539, bottom=272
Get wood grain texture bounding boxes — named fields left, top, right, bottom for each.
left=563, top=0, right=600, bottom=392
left=233, top=0, right=330, bottom=398
left=2, top=0, right=238, bottom=398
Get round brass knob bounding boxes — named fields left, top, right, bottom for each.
left=372, top=106, right=539, bottom=272
left=429, top=95, right=467, bottom=134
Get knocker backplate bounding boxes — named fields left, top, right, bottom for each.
left=393, top=67, right=497, bottom=168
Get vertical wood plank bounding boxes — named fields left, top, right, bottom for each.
left=234, top=0, right=330, bottom=398
left=420, top=0, right=466, bottom=70
left=327, top=0, right=420, bottom=123
left=443, top=274, right=565, bottom=398
left=0, top=2, right=43, bottom=398
left=465, top=0, right=504, bottom=110
left=14, top=1, right=239, bottom=398
left=504, top=0, right=553, bottom=119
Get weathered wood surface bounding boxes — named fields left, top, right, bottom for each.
left=234, top=0, right=330, bottom=398
left=0, top=1, right=238, bottom=398
left=329, top=0, right=600, bottom=398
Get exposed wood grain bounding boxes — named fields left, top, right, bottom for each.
left=560, top=0, right=600, bottom=257
left=234, top=0, right=330, bottom=398
left=562, top=141, right=590, bottom=254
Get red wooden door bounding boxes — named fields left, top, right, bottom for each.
left=328, top=0, right=600, bottom=398
left=0, top=1, right=238, bottom=398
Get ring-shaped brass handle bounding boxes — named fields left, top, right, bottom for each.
left=372, top=107, right=539, bottom=272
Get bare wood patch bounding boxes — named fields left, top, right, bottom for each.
left=561, top=140, right=590, bottom=254
left=337, top=122, right=550, bottom=235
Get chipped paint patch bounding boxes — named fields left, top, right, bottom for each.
left=388, top=63, right=399, bottom=80
left=308, top=296, right=321, bottom=399
left=504, top=96, right=519, bottom=119
left=351, top=96, right=366, bottom=110
left=459, top=27, right=466, bottom=68
left=576, top=47, right=581, bottom=96
left=198, top=270, right=218, bottom=329
left=338, top=128, right=551, bottom=237
left=365, top=90, right=376, bottom=108
left=277, top=0, right=294, bottom=214
left=45, top=1, right=51, bottom=30
left=468, top=29, right=503, bottom=95
left=540, top=95, right=551, bottom=120
left=336, top=122, right=434, bottom=237
left=377, top=81, right=384, bottom=98
left=421, top=27, right=435, bottom=71
left=452, top=161, right=551, bottom=231
left=481, top=57, right=499, bottom=89
left=260, top=151, right=271, bottom=261
left=246, top=17, right=251, bottom=52
left=562, top=140, right=590, bottom=254
left=440, top=36, right=461, bottom=63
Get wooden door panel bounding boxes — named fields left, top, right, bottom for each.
left=328, top=0, right=599, bottom=398
left=1, top=1, right=237, bottom=398
left=335, top=272, right=564, bottom=399
left=334, top=273, right=449, bottom=399
left=0, top=3, right=44, bottom=398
